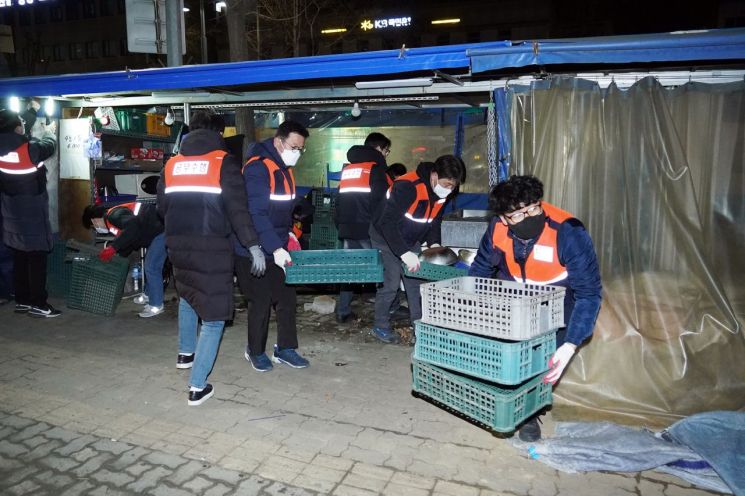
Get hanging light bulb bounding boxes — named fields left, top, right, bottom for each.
left=164, top=107, right=175, bottom=126
left=44, top=98, right=55, bottom=117
left=8, top=96, right=21, bottom=113
left=350, top=101, right=361, bottom=118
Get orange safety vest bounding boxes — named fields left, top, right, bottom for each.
left=163, top=150, right=226, bottom=195
left=386, top=175, right=394, bottom=187
left=386, top=171, right=446, bottom=224
left=104, top=201, right=141, bottom=236
left=0, top=143, right=40, bottom=175
left=338, top=162, right=375, bottom=194
left=243, top=155, right=296, bottom=202
left=491, top=202, right=574, bottom=285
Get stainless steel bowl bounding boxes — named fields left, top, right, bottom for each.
left=458, top=249, right=476, bottom=265
left=419, top=246, right=458, bottom=266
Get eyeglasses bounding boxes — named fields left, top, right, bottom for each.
left=503, top=202, right=542, bottom=224
left=281, top=139, right=305, bottom=153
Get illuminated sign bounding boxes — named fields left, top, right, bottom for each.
left=360, top=16, right=411, bottom=31
left=0, top=0, right=53, bottom=7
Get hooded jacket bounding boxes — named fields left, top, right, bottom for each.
left=335, top=145, right=389, bottom=240
left=105, top=203, right=164, bottom=257
left=0, top=129, right=56, bottom=251
left=372, top=161, right=445, bottom=256
left=237, top=138, right=296, bottom=257
left=157, top=129, right=258, bottom=321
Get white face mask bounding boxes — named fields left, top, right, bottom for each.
left=433, top=183, right=453, bottom=199
left=94, top=227, right=110, bottom=234
left=281, top=149, right=301, bottom=167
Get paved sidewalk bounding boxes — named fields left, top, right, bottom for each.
left=0, top=294, right=723, bottom=495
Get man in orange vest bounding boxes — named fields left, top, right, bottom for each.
left=158, top=111, right=264, bottom=406
left=370, top=155, right=466, bottom=344
left=469, top=175, right=602, bottom=441
left=235, top=120, right=310, bottom=372
left=335, top=132, right=391, bottom=323
left=0, top=108, right=58, bottom=318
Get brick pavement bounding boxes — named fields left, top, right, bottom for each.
left=0, top=294, right=725, bottom=495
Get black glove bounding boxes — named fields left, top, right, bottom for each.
left=248, top=245, right=266, bottom=277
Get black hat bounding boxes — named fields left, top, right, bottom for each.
left=0, top=109, right=22, bottom=133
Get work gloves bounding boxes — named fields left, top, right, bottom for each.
left=248, top=245, right=266, bottom=277
left=98, top=245, right=116, bottom=263
left=287, top=232, right=301, bottom=251
left=544, top=343, right=577, bottom=385
left=273, top=248, right=293, bottom=273
left=401, top=251, right=420, bottom=273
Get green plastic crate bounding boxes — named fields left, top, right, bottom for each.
left=309, top=238, right=341, bottom=250
left=66, top=254, right=129, bottom=315
left=411, top=359, right=552, bottom=433
left=413, top=321, right=556, bottom=385
left=403, top=261, right=467, bottom=281
left=285, top=249, right=383, bottom=284
left=46, top=240, right=73, bottom=297
left=311, top=223, right=340, bottom=243
left=310, top=189, right=337, bottom=210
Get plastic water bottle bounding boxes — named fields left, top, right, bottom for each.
left=132, top=264, right=141, bottom=292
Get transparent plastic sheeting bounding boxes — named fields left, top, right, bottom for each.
left=253, top=109, right=490, bottom=194
left=511, top=76, right=745, bottom=427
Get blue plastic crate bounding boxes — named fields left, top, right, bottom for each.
left=403, top=261, right=467, bottom=281
left=285, top=249, right=383, bottom=284
left=413, top=321, right=556, bottom=385
left=411, top=359, right=552, bottom=433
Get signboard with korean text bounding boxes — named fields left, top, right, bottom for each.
left=59, top=119, right=90, bottom=180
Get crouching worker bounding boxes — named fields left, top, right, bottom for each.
left=468, top=175, right=602, bottom=441
left=158, top=111, right=264, bottom=406
left=82, top=201, right=166, bottom=318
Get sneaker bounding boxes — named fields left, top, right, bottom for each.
left=187, top=384, right=214, bottom=406
left=14, top=304, right=31, bottom=314
left=133, top=294, right=149, bottom=305
left=139, top=305, right=164, bottom=318
left=518, top=416, right=542, bottom=442
left=176, top=353, right=194, bottom=369
left=389, top=305, right=410, bottom=322
left=28, top=305, right=62, bottom=318
left=244, top=350, right=273, bottom=372
left=335, top=312, right=357, bottom=324
left=370, top=327, right=400, bottom=344
left=272, top=345, right=309, bottom=369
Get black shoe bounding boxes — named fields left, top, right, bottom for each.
left=176, top=353, right=194, bottom=369
left=14, top=304, right=31, bottom=314
left=27, top=305, right=61, bottom=318
left=389, top=305, right=410, bottom=322
left=335, top=312, right=357, bottom=324
left=188, top=384, right=214, bottom=406
left=518, top=416, right=542, bottom=442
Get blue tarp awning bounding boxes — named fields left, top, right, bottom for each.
left=469, top=28, right=745, bottom=73
left=0, top=28, right=743, bottom=98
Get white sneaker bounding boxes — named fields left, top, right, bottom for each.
left=133, top=294, right=149, bottom=305
left=139, top=305, right=164, bottom=318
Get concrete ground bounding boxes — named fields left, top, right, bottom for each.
left=0, top=288, right=724, bottom=496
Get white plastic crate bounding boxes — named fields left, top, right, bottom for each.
left=420, top=277, right=565, bottom=341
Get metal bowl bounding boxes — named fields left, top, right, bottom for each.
left=419, top=246, right=458, bottom=266
left=458, top=249, right=476, bottom=265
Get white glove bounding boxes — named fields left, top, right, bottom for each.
left=273, top=248, right=293, bottom=272
left=401, top=251, right=420, bottom=273
left=544, top=343, right=577, bottom=385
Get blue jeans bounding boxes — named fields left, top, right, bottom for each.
left=144, top=233, right=166, bottom=307
left=178, top=297, right=225, bottom=390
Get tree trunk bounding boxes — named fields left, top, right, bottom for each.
left=226, top=0, right=257, bottom=160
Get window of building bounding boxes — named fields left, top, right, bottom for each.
left=86, top=41, right=99, bottom=58
left=50, top=5, right=63, bottom=22
left=120, top=38, right=128, bottom=55
left=467, top=32, right=480, bottom=43
left=18, top=9, right=30, bottom=26
left=102, top=39, right=119, bottom=57
left=83, top=0, right=96, bottom=18
left=34, top=8, right=47, bottom=24
left=53, top=44, right=65, bottom=61
left=41, top=45, right=52, bottom=62
left=357, top=39, right=369, bottom=52
left=69, top=42, right=84, bottom=60
left=66, top=3, right=80, bottom=21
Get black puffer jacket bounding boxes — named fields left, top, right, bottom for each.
left=335, top=145, right=388, bottom=240
left=106, top=203, right=164, bottom=257
left=157, top=129, right=258, bottom=321
left=0, top=130, right=56, bottom=251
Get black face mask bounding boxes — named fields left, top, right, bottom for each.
left=508, top=213, right=546, bottom=240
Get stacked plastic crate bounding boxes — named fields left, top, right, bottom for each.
left=308, top=189, right=341, bottom=250
left=411, top=277, right=566, bottom=434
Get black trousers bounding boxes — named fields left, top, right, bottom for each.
left=235, top=255, right=298, bottom=355
left=13, top=249, right=48, bottom=307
